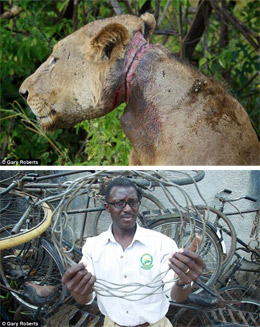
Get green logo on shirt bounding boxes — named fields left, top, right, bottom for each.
left=140, top=253, right=153, bottom=270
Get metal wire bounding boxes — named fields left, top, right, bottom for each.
left=41, top=170, right=209, bottom=300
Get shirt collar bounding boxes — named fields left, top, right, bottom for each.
left=101, top=223, right=147, bottom=246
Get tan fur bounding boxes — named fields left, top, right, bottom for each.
left=140, top=12, right=156, bottom=36
left=87, top=23, right=130, bottom=62
left=20, top=14, right=259, bottom=165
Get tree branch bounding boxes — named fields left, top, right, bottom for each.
left=120, top=0, right=134, bottom=15
left=139, top=0, right=152, bottom=15
left=107, top=0, right=124, bottom=15
left=154, top=0, right=160, bottom=27
left=73, top=0, right=80, bottom=31
left=62, top=0, right=74, bottom=20
left=210, top=0, right=259, bottom=52
left=238, top=73, right=258, bottom=93
left=158, top=0, right=171, bottom=27
left=154, top=29, right=179, bottom=36
left=181, top=0, right=212, bottom=62
left=1, top=118, right=14, bottom=160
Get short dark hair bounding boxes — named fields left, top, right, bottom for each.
left=105, top=177, right=142, bottom=202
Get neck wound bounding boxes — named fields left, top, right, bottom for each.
left=123, top=31, right=154, bottom=103
left=112, top=32, right=153, bottom=107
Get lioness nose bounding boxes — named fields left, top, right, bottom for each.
left=19, top=89, right=29, bottom=100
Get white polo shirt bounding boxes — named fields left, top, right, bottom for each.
left=80, top=224, right=178, bottom=326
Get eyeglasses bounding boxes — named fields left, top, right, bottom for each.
left=106, top=199, right=140, bottom=209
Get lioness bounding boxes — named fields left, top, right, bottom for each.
left=20, top=13, right=259, bottom=165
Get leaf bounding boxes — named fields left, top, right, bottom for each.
left=199, top=57, right=207, bottom=68
left=139, top=0, right=147, bottom=9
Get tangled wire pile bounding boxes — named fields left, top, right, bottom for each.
left=37, top=170, right=209, bottom=300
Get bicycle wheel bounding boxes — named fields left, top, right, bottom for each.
left=219, top=299, right=260, bottom=326
left=91, top=170, right=205, bottom=187
left=0, top=225, right=66, bottom=314
left=147, top=170, right=205, bottom=185
left=149, top=218, right=223, bottom=292
left=219, top=284, right=254, bottom=300
left=170, top=306, right=211, bottom=327
left=237, top=298, right=260, bottom=325
left=0, top=188, right=53, bottom=249
left=92, top=192, right=164, bottom=235
left=209, top=286, right=260, bottom=326
left=196, top=206, right=237, bottom=270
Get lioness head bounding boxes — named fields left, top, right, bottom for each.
left=19, top=13, right=155, bottom=131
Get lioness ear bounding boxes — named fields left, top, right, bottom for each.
left=87, top=23, right=130, bottom=62
left=141, top=13, right=156, bottom=39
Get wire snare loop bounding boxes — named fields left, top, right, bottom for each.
left=49, top=170, right=209, bottom=299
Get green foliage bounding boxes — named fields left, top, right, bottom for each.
left=0, top=102, right=130, bottom=165
left=73, top=103, right=131, bottom=166
left=0, top=0, right=130, bottom=165
left=0, top=0, right=259, bottom=165
left=196, top=0, right=259, bottom=132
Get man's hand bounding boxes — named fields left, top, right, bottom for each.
left=168, top=236, right=205, bottom=285
left=62, top=262, right=96, bottom=304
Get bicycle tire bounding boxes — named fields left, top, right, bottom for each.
left=92, top=192, right=165, bottom=236
left=0, top=187, right=53, bottom=250
left=170, top=305, right=211, bottom=326
left=196, top=206, right=237, bottom=270
left=204, top=324, right=240, bottom=327
left=85, top=170, right=205, bottom=187
left=128, top=170, right=205, bottom=186
left=0, top=225, right=66, bottom=314
left=171, top=286, right=260, bottom=327
left=149, top=217, right=223, bottom=292
left=219, top=286, right=260, bottom=326
left=219, top=284, right=254, bottom=300
left=238, top=298, right=260, bottom=325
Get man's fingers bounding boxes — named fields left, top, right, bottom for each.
left=168, top=248, right=206, bottom=284
left=189, top=234, right=201, bottom=252
left=82, top=275, right=96, bottom=294
left=176, top=249, right=205, bottom=267
left=169, top=241, right=206, bottom=285
left=169, top=249, right=205, bottom=269
left=169, top=252, right=203, bottom=275
left=168, top=261, right=192, bottom=285
left=64, top=268, right=89, bottom=291
left=73, top=272, right=95, bottom=295
left=62, top=262, right=97, bottom=297
left=62, top=262, right=86, bottom=284
left=168, top=255, right=190, bottom=275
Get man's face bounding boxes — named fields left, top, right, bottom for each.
left=105, top=186, right=139, bottom=231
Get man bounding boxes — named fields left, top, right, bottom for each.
left=62, top=178, right=205, bottom=327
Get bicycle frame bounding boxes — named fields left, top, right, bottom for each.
left=215, top=189, right=259, bottom=258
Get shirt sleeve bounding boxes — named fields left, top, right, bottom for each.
left=80, top=237, right=94, bottom=273
left=79, top=237, right=96, bottom=304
